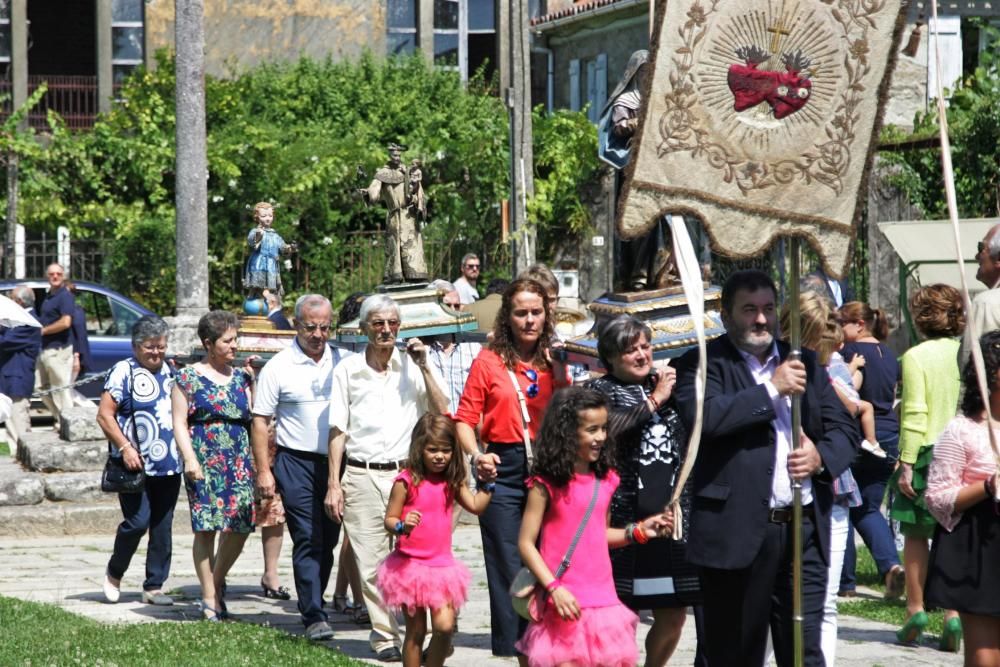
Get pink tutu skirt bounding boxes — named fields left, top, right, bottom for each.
left=375, top=551, right=471, bottom=614
left=516, top=602, right=639, bottom=667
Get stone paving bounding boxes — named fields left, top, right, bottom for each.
left=0, top=526, right=963, bottom=666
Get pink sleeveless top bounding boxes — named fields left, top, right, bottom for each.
left=393, top=469, right=456, bottom=566
left=529, top=470, right=620, bottom=608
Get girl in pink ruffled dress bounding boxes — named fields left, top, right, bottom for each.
left=376, top=414, right=494, bottom=667
left=517, top=387, right=673, bottom=667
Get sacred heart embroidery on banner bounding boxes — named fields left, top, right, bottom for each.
left=727, top=46, right=812, bottom=119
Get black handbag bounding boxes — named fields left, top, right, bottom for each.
left=100, top=364, right=146, bottom=494
left=101, top=453, right=145, bottom=493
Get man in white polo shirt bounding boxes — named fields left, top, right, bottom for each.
left=252, top=294, right=345, bottom=642
left=325, top=294, right=448, bottom=662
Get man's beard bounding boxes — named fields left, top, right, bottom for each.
left=730, top=325, right=774, bottom=356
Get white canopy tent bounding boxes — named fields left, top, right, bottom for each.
left=878, top=217, right=999, bottom=343
left=877, top=217, right=999, bottom=294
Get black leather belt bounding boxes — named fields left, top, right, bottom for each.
left=346, top=458, right=406, bottom=471
left=768, top=504, right=813, bottom=524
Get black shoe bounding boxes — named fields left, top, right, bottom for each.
left=375, top=646, right=402, bottom=662
left=260, top=578, right=291, bottom=600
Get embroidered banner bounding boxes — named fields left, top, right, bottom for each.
left=618, top=0, right=906, bottom=277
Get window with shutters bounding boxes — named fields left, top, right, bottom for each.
left=586, top=53, right=607, bottom=123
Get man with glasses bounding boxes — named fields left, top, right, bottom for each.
left=325, top=294, right=448, bottom=662
left=454, top=253, right=481, bottom=305
left=36, top=263, right=77, bottom=430
left=961, top=224, right=1000, bottom=365
left=251, top=294, right=345, bottom=641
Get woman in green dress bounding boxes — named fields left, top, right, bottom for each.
left=891, top=284, right=965, bottom=650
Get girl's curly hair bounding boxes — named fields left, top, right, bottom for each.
left=489, top=278, right=555, bottom=371
left=404, top=413, right=467, bottom=498
left=960, top=330, right=1000, bottom=419
left=531, top=387, right=614, bottom=487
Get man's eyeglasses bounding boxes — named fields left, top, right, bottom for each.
left=523, top=368, right=539, bottom=398
left=299, top=323, right=332, bottom=333
left=465, top=264, right=480, bottom=270
left=369, top=319, right=401, bottom=330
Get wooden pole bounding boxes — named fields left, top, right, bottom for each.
left=789, top=237, right=804, bottom=667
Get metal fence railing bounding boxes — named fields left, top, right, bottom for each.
left=0, top=75, right=99, bottom=131
left=1, top=233, right=106, bottom=281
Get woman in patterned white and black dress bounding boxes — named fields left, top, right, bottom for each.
left=589, top=315, right=702, bottom=667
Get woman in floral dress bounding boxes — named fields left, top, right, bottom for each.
left=172, top=310, right=257, bottom=621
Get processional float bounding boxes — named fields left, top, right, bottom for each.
left=615, top=1, right=907, bottom=664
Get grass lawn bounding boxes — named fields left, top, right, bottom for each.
left=0, top=596, right=367, bottom=666
left=838, top=545, right=949, bottom=642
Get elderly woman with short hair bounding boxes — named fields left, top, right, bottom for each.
left=587, top=315, right=700, bottom=667
left=97, top=315, right=180, bottom=605
left=173, top=310, right=257, bottom=621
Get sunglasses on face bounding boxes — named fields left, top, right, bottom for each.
left=465, top=264, right=480, bottom=270
left=523, top=368, right=539, bottom=398
left=299, top=323, right=331, bottom=333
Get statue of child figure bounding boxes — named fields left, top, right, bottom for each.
left=244, top=202, right=296, bottom=306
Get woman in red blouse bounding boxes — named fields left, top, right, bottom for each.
left=455, top=278, right=570, bottom=658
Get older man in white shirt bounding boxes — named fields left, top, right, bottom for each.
left=252, top=294, right=347, bottom=642
left=325, top=294, right=448, bottom=662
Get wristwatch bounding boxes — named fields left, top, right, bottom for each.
left=478, top=481, right=497, bottom=493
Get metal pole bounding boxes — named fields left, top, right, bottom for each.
left=788, top=237, right=804, bottom=667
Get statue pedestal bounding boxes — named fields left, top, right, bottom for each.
left=237, top=315, right=296, bottom=354
left=564, top=284, right=726, bottom=373
left=336, top=283, right=478, bottom=347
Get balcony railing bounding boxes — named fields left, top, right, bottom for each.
left=0, top=74, right=98, bottom=131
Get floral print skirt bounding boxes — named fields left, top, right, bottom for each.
left=185, top=420, right=256, bottom=533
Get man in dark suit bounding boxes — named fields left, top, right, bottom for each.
left=0, top=286, right=42, bottom=444
left=806, top=267, right=853, bottom=308
left=674, top=270, right=858, bottom=667
left=263, top=290, right=293, bottom=330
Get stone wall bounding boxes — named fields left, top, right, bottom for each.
left=145, top=0, right=384, bottom=77
left=883, top=33, right=928, bottom=131
left=543, top=11, right=649, bottom=111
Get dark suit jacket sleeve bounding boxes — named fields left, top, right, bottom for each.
left=675, top=343, right=777, bottom=442
left=0, top=324, right=41, bottom=354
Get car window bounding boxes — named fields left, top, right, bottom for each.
left=110, top=297, right=141, bottom=338
left=77, top=290, right=109, bottom=335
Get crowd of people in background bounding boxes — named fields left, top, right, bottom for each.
left=4, top=224, right=1000, bottom=666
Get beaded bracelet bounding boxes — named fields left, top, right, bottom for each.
left=545, top=579, right=561, bottom=593
left=633, top=523, right=650, bottom=545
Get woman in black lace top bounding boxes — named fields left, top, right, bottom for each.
left=588, top=315, right=701, bottom=667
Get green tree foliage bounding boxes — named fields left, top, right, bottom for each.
left=11, top=53, right=599, bottom=313
left=879, top=25, right=1000, bottom=219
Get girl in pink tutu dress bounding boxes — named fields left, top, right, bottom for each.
left=517, top=387, right=673, bottom=667
left=377, top=413, right=495, bottom=667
